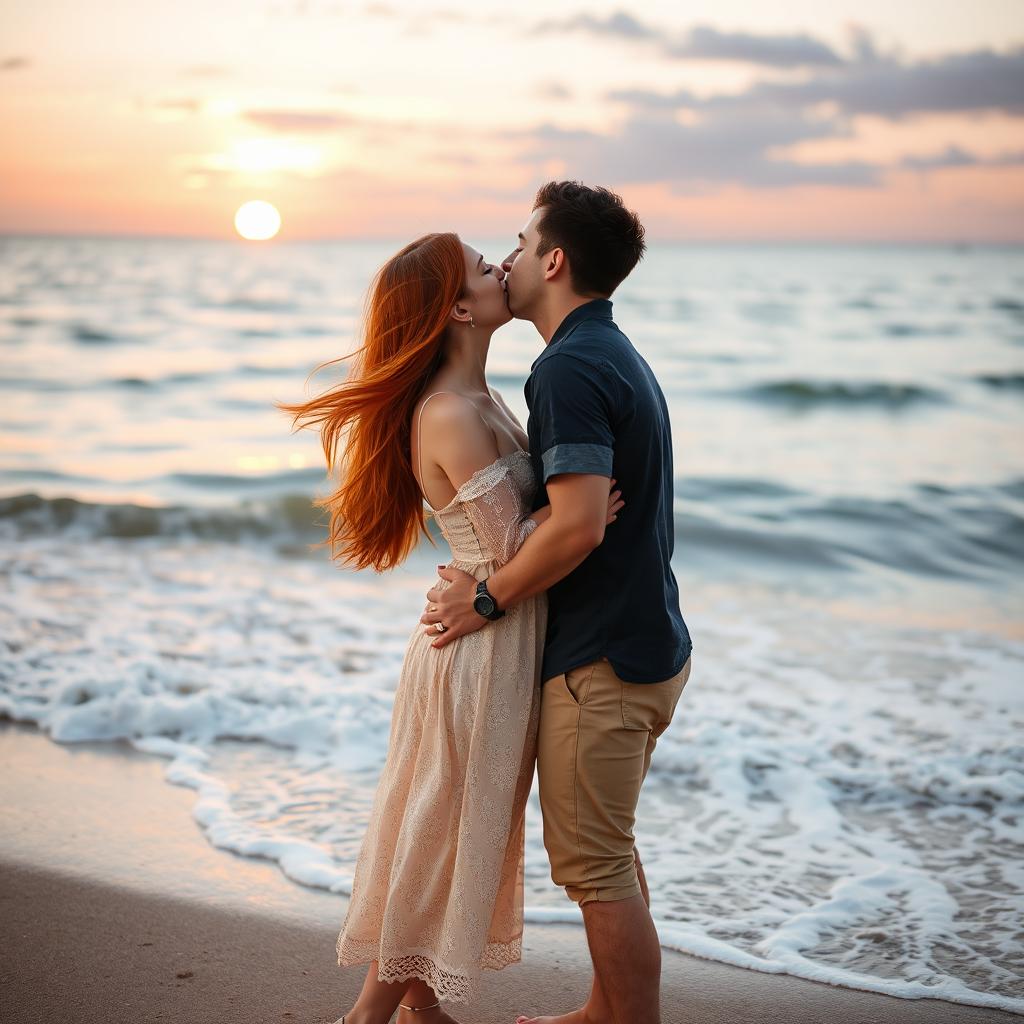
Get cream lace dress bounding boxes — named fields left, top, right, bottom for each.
left=335, top=409, right=548, bottom=1003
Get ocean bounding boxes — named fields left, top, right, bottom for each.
left=1, top=236, right=1022, bottom=1014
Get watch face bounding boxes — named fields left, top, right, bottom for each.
left=474, top=593, right=496, bottom=617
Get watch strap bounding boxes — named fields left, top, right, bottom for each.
left=475, top=578, right=505, bottom=620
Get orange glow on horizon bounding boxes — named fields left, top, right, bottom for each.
left=0, top=3, right=1020, bottom=242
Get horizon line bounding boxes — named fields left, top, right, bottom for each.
left=1, top=231, right=1021, bottom=247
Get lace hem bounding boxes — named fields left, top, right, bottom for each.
left=336, top=934, right=523, bottom=1003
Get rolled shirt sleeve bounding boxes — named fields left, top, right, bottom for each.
left=529, top=353, right=615, bottom=483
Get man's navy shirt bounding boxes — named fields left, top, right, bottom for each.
left=524, top=297, right=692, bottom=685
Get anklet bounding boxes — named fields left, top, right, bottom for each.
left=399, top=1000, right=440, bottom=1012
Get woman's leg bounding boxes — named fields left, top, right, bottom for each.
left=397, top=978, right=460, bottom=1022
left=335, top=961, right=406, bottom=1024
left=338, top=967, right=460, bottom=1024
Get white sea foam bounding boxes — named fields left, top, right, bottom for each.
left=2, top=533, right=1022, bottom=1013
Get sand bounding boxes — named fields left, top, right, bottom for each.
left=1, top=721, right=1019, bottom=1024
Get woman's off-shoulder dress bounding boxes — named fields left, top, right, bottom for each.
left=335, top=442, right=548, bottom=1004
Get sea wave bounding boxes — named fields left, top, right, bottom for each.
left=742, top=380, right=944, bottom=409
left=0, top=491, right=325, bottom=542
left=882, top=322, right=962, bottom=338
left=992, top=297, right=1024, bottom=316
left=4, top=475, right=1022, bottom=584
left=1, top=536, right=1021, bottom=1013
left=71, top=323, right=119, bottom=343
left=975, top=372, right=1024, bottom=391
left=680, top=478, right=1024, bottom=580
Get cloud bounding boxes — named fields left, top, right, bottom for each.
left=535, top=11, right=656, bottom=41
left=511, top=40, right=1024, bottom=192
left=665, top=26, right=842, bottom=67
left=533, top=80, right=573, bottom=101
left=1, top=56, right=30, bottom=71
left=534, top=12, right=841, bottom=68
left=241, top=109, right=353, bottom=131
left=512, top=113, right=879, bottom=190
left=901, top=144, right=1024, bottom=170
left=608, top=45, right=1024, bottom=121
left=901, top=145, right=979, bottom=171
left=700, top=45, right=1024, bottom=119
left=607, top=87, right=699, bottom=111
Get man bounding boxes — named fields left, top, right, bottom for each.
left=420, top=180, right=693, bottom=1024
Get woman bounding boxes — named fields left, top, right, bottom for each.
left=277, top=231, right=626, bottom=1024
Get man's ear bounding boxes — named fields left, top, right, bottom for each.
left=544, top=248, right=565, bottom=280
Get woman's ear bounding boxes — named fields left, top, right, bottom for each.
left=451, top=302, right=472, bottom=324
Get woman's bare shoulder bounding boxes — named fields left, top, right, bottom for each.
left=415, top=389, right=494, bottom=464
left=414, top=395, right=501, bottom=502
left=415, top=389, right=482, bottom=432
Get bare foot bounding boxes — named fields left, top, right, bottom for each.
left=397, top=1008, right=460, bottom=1024
left=516, top=1009, right=599, bottom=1024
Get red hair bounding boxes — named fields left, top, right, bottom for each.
left=276, top=232, right=466, bottom=571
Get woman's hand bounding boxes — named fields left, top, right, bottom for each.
left=530, top=505, right=552, bottom=527
left=420, top=566, right=487, bottom=649
left=607, top=477, right=624, bottom=524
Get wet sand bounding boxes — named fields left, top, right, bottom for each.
left=1, top=722, right=1018, bottom=1024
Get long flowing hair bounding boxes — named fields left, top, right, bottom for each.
left=276, top=232, right=466, bottom=571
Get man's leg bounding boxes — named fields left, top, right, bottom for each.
left=518, top=662, right=613, bottom=1024
left=582, top=893, right=661, bottom=1024
left=569, top=854, right=648, bottom=1024
left=569, top=662, right=684, bottom=1024
left=522, top=656, right=691, bottom=1024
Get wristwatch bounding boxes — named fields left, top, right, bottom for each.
left=473, top=578, right=505, bottom=621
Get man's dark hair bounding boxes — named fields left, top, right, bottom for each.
left=532, top=180, right=646, bottom=297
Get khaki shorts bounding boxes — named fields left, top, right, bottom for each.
left=537, top=654, right=692, bottom=906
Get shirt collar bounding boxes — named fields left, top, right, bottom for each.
left=532, top=298, right=614, bottom=369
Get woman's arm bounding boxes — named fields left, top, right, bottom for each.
left=530, top=504, right=552, bottom=526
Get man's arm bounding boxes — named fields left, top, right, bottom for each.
left=486, top=472, right=610, bottom=608
left=421, top=351, right=619, bottom=648
left=420, top=472, right=615, bottom=648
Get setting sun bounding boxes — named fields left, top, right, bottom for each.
left=234, top=200, right=281, bottom=241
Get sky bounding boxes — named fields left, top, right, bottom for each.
left=1, top=0, right=1023, bottom=241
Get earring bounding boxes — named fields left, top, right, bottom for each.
left=469, top=315, right=475, bottom=328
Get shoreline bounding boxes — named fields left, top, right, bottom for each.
left=1, top=721, right=1020, bottom=1023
